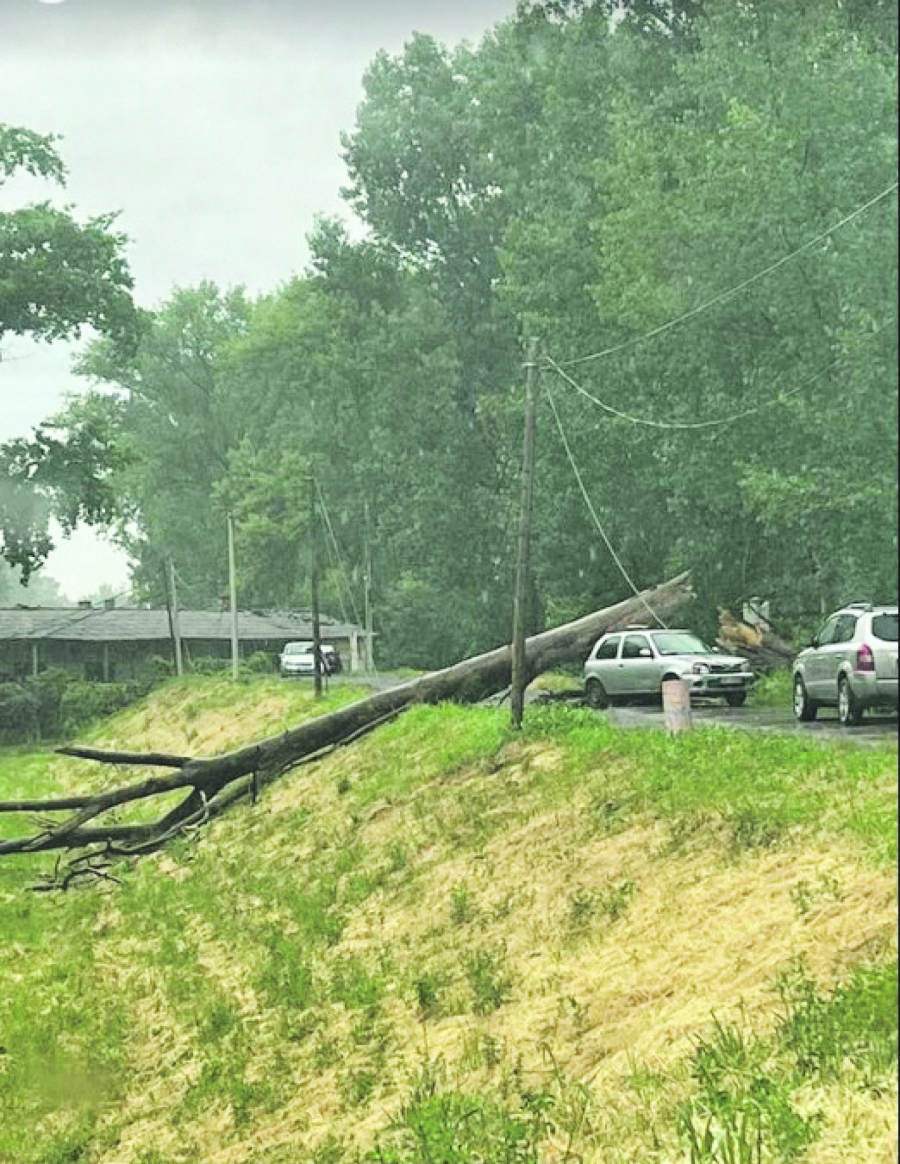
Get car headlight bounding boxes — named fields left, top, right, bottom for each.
left=692, top=662, right=710, bottom=675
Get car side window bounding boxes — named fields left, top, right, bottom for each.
left=815, top=616, right=841, bottom=647
left=832, top=614, right=858, bottom=645
left=595, top=637, right=621, bottom=661
left=622, top=634, right=652, bottom=659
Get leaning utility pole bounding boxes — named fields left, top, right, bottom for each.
left=309, top=476, right=323, bottom=698
left=227, top=514, right=239, bottom=681
left=510, top=338, right=539, bottom=730
left=166, top=557, right=184, bottom=677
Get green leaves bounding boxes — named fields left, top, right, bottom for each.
left=0, top=123, right=139, bottom=353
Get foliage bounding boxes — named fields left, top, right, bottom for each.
left=0, top=123, right=138, bottom=351
left=364, top=1062, right=554, bottom=1163
left=0, top=123, right=139, bottom=579
left=0, top=682, right=895, bottom=1160
left=0, top=669, right=151, bottom=744
left=14, top=0, right=898, bottom=662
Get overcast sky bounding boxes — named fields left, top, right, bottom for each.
left=0, top=0, right=519, bottom=601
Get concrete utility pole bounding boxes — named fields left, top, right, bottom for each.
left=309, top=476, right=323, bottom=698
left=510, top=337, right=539, bottom=730
left=227, top=514, right=239, bottom=681
left=166, top=557, right=184, bottom=677
left=363, top=497, right=373, bottom=672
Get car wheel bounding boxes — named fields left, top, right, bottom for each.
left=837, top=676, right=863, bottom=727
left=833, top=675, right=861, bottom=726
left=585, top=678, right=610, bottom=709
left=792, top=675, right=818, bottom=722
left=725, top=691, right=747, bottom=708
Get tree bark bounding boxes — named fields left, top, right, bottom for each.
left=0, top=573, right=692, bottom=868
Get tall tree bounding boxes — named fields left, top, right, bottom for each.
left=0, top=124, right=140, bottom=580
left=73, top=283, right=252, bottom=604
left=0, top=124, right=139, bottom=352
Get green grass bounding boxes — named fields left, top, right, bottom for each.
left=749, top=669, right=793, bottom=709
left=0, top=683, right=895, bottom=1162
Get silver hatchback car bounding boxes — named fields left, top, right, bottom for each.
left=583, top=627, right=755, bottom=709
left=792, top=603, right=898, bottom=726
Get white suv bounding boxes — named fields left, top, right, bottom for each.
left=792, top=604, right=898, bottom=726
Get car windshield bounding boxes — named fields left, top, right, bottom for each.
left=872, top=613, right=898, bottom=643
left=651, top=632, right=711, bottom=656
left=283, top=642, right=312, bottom=656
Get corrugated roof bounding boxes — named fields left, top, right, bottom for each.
left=0, top=607, right=366, bottom=644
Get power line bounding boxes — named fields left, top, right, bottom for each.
left=314, top=480, right=379, bottom=675
left=544, top=316, right=895, bottom=431
left=314, top=480, right=363, bottom=630
left=564, top=181, right=898, bottom=369
left=543, top=379, right=669, bottom=629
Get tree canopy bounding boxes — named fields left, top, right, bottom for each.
left=7, top=0, right=897, bottom=658
left=0, top=124, right=140, bottom=582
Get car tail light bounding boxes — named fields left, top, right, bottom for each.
left=855, top=643, right=876, bottom=672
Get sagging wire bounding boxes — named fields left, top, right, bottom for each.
left=544, top=316, right=895, bottom=432
left=315, top=480, right=378, bottom=675
left=543, top=378, right=669, bottom=629
left=562, top=181, right=898, bottom=369
left=315, top=479, right=363, bottom=630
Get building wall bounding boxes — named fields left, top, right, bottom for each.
left=0, top=634, right=362, bottom=682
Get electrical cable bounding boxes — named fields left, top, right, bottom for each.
left=315, top=479, right=378, bottom=675
left=563, top=181, right=898, bottom=368
left=544, top=316, right=895, bottom=431
left=543, top=379, right=669, bottom=629
left=314, top=480, right=363, bottom=629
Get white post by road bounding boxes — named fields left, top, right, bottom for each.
left=662, top=677, right=692, bottom=734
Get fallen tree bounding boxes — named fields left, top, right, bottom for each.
left=716, top=608, right=795, bottom=673
left=0, top=572, right=692, bottom=877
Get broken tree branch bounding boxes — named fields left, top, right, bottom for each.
left=0, top=573, right=692, bottom=868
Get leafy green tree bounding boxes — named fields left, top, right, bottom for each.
left=0, top=123, right=140, bottom=581
left=0, top=398, right=130, bottom=583
left=0, top=124, right=139, bottom=351
left=73, top=283, right=252, bottom=604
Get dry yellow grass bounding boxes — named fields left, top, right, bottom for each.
left=6, top=681, right=894, bottom=1163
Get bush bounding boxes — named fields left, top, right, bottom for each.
left=59, top=680, right=137, bottom=736
left=0, top=670, right=156, bottom=744
left=0, top=682, right=42, bottom=745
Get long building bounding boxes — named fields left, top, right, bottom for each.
left=0, top=601, right=373, bottom=681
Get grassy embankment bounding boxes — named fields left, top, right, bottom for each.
left=0, top=673, right=896, bottom=1163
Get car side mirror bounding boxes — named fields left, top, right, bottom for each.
left=808, top=637, right=818, bottom=649
left=638, top=648, right=653, bottom=658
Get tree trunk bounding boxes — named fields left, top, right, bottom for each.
left=0, top=573, right=692, bottom=870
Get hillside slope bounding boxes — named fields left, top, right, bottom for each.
left=0, top=677, right=896, bottom=1163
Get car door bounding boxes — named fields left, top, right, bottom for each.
left=590, top=634, right=623, bottom=692
left=617, top=634, right=658, bottom=695
left=805, top=614, right=838, bottom=693
left=807, top=614, right=857, bottom=702
left=822, top=613, right=859, bottom=700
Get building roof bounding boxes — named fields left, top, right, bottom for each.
left=0, top=606, right=367, bottom=644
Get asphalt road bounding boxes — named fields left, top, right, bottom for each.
left=587, top=699, right=897, bottom=747
left=333, top=673, right=897, bottom=747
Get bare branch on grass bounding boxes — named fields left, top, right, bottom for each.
left=1, top=574, right=692, bottom=885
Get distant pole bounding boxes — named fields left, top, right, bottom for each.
left=363, top=497, right=373, bottom=671
left=309, top=476, right=323, bottom=698
left=166, top=557, right=184, bottom=677
left=227, top=513, right=239, bottom=680
left=510, top=337, right=539, bottom=730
